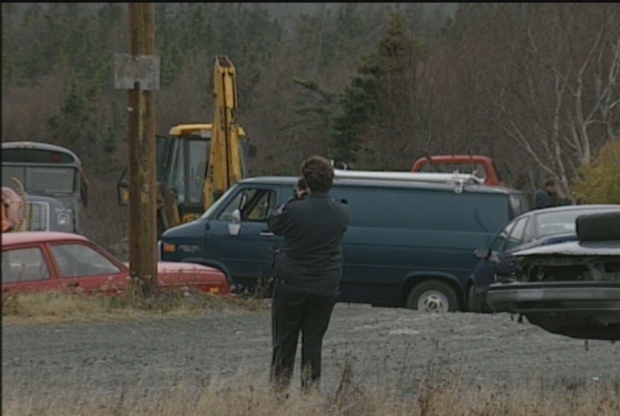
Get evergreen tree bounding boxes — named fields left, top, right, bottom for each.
left=47, top=74, right=118, bottom=174
left=330, top=12, right=427, bottom=169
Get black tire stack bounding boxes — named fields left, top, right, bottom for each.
left=576, top=211, right=620, bottom=242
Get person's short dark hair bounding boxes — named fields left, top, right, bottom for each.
left=300, top=156, right=334, bottom=193
left=544, top=178, right=556, bottom=188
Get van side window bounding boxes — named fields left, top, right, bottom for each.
left=244, top=190, right=277, bottom=221
left=218, top=189, right=252, bottom=221
left=217, top=188, right=277, bottom=222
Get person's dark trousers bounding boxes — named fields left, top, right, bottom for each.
left=270, top=287, right=337, bottom=391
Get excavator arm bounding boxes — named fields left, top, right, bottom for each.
left=203, top=55, right=243, bottom=208
left=116, top=55, right=250, bottom=237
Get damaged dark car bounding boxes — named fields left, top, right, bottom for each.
left=487, top=211, right=620, bottom=341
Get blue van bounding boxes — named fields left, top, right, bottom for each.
left=158, top=172, right=528, bottom=312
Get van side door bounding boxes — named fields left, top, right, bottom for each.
left=204, top=184, right=282, bottom=290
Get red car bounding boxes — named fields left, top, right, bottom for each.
left=2, top=231, right=230, bottom=296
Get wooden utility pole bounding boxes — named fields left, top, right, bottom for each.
left=115, top=3, right=159, bottom=295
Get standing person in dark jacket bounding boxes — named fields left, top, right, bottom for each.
left=268, top=155, right=349, bottom=392
left=534, top=178, right=559, bottom=209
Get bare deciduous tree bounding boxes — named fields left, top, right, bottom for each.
left=480, top=4, right=620, bottom=197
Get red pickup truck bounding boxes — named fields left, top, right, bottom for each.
left=412, top=155, right=504, bottom=186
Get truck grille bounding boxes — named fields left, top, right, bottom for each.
left=20, top=201, right=50, bottom=231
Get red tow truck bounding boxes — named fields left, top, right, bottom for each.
left=412, top=155, right=504, bottom=186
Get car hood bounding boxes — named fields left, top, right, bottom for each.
left=121, top=261, right=229, bottom=294
left=513, top=240, right=620, bottom=257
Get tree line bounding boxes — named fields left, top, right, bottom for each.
left=2, top=3, right=618, bottom=247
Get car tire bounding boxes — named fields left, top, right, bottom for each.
left=576, top=211, right=620, bottom=242
left=467, top=284, right=482, bottom=313
left=406, top=280, right=458, bottom=313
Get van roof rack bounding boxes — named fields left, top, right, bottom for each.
left=333, top=169, right=484, bottom=194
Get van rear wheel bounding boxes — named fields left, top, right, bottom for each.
left=407, top=281, right=458, bottom=313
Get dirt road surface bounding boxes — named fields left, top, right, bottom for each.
left=3, top=303, right=619, bottom=398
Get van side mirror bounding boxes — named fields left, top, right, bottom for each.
left=228, top=209, right=241, bottom=236
left=475, top=248, right=502, bottom=264
left=232, top=209, right=241, bottom=223
left=474, top=248, right=491, bottom=260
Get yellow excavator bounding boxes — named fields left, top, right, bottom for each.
left=117, top=55, right=255, bottom=236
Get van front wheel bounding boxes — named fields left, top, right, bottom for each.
left=406, top=281, right=458, bottom=313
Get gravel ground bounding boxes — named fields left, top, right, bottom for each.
left=3, top=303, right=619, bottom=398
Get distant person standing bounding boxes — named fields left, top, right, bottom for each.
left=534, top=178, right=559, bottom=209
left=267, top=155, right=349, bottom=392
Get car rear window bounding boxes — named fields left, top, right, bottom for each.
left=50, top=243, right=121, bottom=277
left=2, top=247, right=51, bottom=283
left=535, top=208, right=618, bottom=238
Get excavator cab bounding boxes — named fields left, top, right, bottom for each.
left=158, top=126, right=212, bottom=223
left=117, top=124, right=253, bottom=236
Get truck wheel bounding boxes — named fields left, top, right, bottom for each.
left=406, top=281, right=458, bottom=313
left=576, top=211, right=620, bottom=242
left=467, top=284, right=482, bottom=313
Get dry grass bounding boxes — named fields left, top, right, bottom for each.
left=3, top=292, right=620, bottom=415
left=2, top=357, right=619, bottom=416
left=1, top=289, right=269, bottom=326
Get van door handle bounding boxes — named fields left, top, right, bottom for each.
left=260, top=231, right=274, bottom=237
left=66, top=282, right=80, bottom=288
